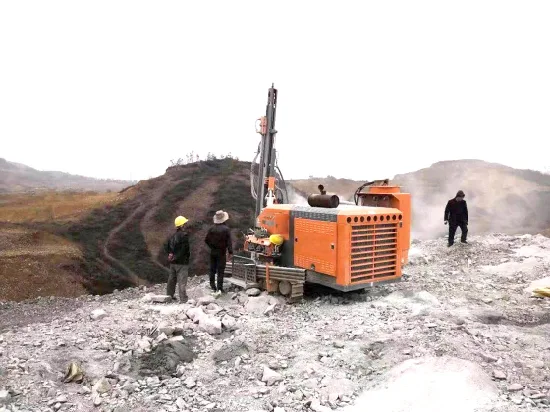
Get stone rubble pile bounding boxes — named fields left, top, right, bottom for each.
left=1, top=234, right=550, bottom=411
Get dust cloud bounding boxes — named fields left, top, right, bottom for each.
left=287, top=161, right=550, bottom=241
left=397, top=174, right=458, bottom=241
left=394, top=161, right=550, bottom=240
left=287, top=185, right=309, bottom=206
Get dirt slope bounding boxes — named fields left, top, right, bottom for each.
left=60, top=158, right=254, bottom=295
left=0, top=158, right=255, bottom=301
left=392, top=160, right=550, bottom=239
left=0, top=224, right=87, bottom=301
left=0, top=157, right=134, bottom=193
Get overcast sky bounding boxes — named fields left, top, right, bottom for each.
left=1, top=1, right=549, bottom=181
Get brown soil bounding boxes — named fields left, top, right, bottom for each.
left=0, top=158, right=255, bottom=301
left=0, top=225, right=86, bottom=301
left=0, top=191, right=123, bottom=223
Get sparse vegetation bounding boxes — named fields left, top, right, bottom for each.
left=62, top=200, right=139, bottom=293
left=0, top=191, right=122, bottom=223
left=169, top=152, right=240, bottom=168
left=108, top=208, right=164, bottom=283
left=153, top=178, right=205, bottom=224
left=211, top=179, right=254, bottom=230
left=170, top=158, right=185, bottom=167
left=0, top=158, right=255, bottom=300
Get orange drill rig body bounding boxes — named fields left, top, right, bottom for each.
left=226, top=84, right=411, bottom=301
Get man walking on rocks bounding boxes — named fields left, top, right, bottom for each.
left=163, top=215, right=191, bottom=303
left=205, top=210, right=233, bottom=295
left=444, top=190, right=468, bottom=247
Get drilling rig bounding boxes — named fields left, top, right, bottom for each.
left=226, top=84, right=411, bottom=302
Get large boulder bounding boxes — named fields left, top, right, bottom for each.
left=343, top=356, right=499, bottom=412
left=198, top=316, right=222, bottom=335
left=186, top=307, right=206, bottom=323
left=244, top=294, right=284, bottom=315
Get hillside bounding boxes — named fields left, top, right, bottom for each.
left=0, top=158, right=135, bottom=193
left=3, top=157, right=550, bottom=302
left=0, top=190, right=136, bottom=301
left=392, top=160, right=550, bottom=239
left=290, top=160, right=550, bottom=239
left=0, top=158, right=254, bottom=301
left=288, top=176, right=362, bottom=201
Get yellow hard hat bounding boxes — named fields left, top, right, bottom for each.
left=175, top=216, right=188, bottom=228
left=269, top=234, right=284, bottom=246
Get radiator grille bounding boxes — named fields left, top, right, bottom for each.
left=350, top=223, right=398, bottom=283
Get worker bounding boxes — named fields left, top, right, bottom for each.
left=205, top=210, right=233, bottom=295
left=163, top=215, right=191, bottom=303
left=444, top=190, right=468, bottom=246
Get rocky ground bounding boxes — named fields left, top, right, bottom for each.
left=2, top=233, right=550, bottom=412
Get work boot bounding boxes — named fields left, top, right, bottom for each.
left=179, top=296, right=188, bottom=304
left=461, top=240, right=468, bottom=244
left=447, top=242, right=453, bottom=247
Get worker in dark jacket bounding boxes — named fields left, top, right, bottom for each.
left=163, top=215, right=191, bottom=302
left=205, top=210, right=233, bottom=295
left=444, top=190, right=468, bottom=246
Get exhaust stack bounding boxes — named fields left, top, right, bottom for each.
left=307, top=184, right=340, bottom=208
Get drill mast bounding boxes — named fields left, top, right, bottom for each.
left=255, top=83, right=278, bottom=218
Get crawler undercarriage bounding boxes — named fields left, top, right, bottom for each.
left=226, top=256, right=305, bottom=303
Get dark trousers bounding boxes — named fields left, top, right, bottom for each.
left=167, top=264, right=189, bottom=302
left=209, top=253, right=226, bottom=291
left=449, top=221, right=468, bottom=245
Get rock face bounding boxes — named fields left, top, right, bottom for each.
left=151, top=295, right=173, bottom=304
left=244, top=294, right=283, bottom=315
left=133, top=339, right=196, bottom=376
left=246, top=288, right=261, bottom=297
left=198, top=316, right=222, bottom=335
left=0, top=390, right=11, bottom=405
left=90, top=309, right=107, bottom=320
left=345, top=357, right=499, bottom=412
left=2, top=234, right=550, bottom=411
left=261, top=366, right=283, bottom=386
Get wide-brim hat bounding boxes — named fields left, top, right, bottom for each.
left=213, top=210, right=229, bottom=224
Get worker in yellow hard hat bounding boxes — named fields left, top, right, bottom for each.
left=162, top=215, right=190, bottom=302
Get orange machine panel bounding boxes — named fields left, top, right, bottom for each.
left=336, top=219, right=352, bottom=285
left=391, top=193, right=411, bottom=264
left=293, top=218, right=337, bottom=276
left=346, top=222, right=401, bottom=283
left=258, top=206, right=291, bottom=239
left=357, top=188, right=411, bottom=265
left=336, top=209, right=403, bottom=286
